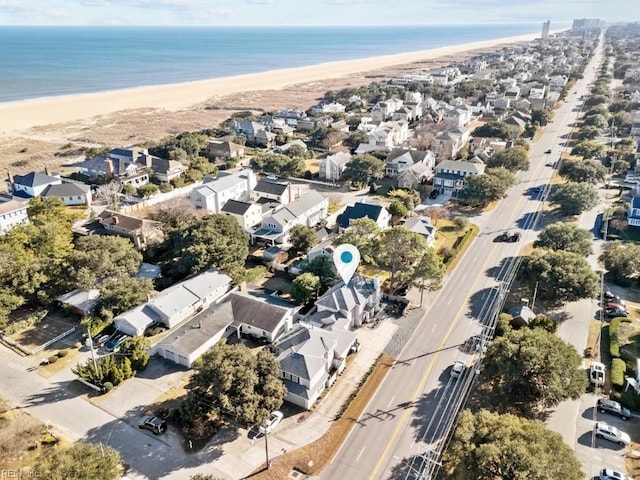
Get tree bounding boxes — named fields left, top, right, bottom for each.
left=485, top=146, right=529, bottom=171
left=97, top=276, right=154, bottom=317
left=483, top=328, right=587, bottom=415
left=387, top=199, right=409, bottom=222
left=443, top=409, right=583, bottom=480
left=0, top=289, right=24, bottom=330
left=601, top=241, right=640, bottom=286
left=187, top=343, right=286, bottom=427
left=377, top=227, right=444, bottom=295
left=120, top=336, right=151, bottom=371
left=341, top=154, right=384, bottom=187
left=459, top=168, right=515, bottom=207
left=334, top=217, right=380, bottom=264
left=344, top=130, right=369, bottom=151
left=96, top=182, right=123, bottom=209
left=71, top=236, right=142, bottom=289
left=302, top=255, right=337, bottom=288
left=571, top=140, right=605, bottom=159
left=165, top=214, right=249, bottom=282
left=519, top=249, right=598, bottom=302
left=559, top=159, right=607, bottom=184
left=551, top=182, right=598, bottom=216
left=577, top=125, right=601, bottom=140
left=27, top=196, right=78, bottom=227
left=584, top=94, right=608, bottom=107
left=534, top=222, right=592, bottom=256
left=251, top=152, right=305, bottom=178
left=471, top=121, right=510, bottom=140
left=137, top=183, right=159, bottom=199
left=530, top=109, right=550, bottom=126
left=35, top=442, right=122, bottom=480
left=583, top=113, right=608, bottom=129
left=288, top=225, right=318, bottom=255
left=290, top=272, right=320, bottom=304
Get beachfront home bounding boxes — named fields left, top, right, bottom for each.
left=190, top=170, right=257, bottom=214
left=0, top=195, right=29, bottom=235
left=207, top=140, right=245, bottom=162
left=42, top=182, right=92, bottom=206
left=5, top=170, right=62, bottom=199
left=151, top=158, right=188, bottom=183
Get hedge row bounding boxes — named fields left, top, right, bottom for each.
left=608, top=317, right=631, bottom=358
left=611, top=358, right=626, bottom=389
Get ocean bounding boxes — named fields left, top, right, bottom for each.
left=0, top=24, right=562, bottom=103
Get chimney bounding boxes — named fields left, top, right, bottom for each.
left=44, top=165, right=50, bottom=176
left=288, top=183, right=293, bottom=203
left=105, top=158, right=114, bottom=179
left=6, top=172, right=14, bottom=192
left=238, top=281, right=247, bottom=291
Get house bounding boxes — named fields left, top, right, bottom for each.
left=432, top=128, right=470, bottom=160
left=274, top=139, right=308, bottom=154
left=432, top=160, right=485, bottom=195
left=627, top=196, right=640, bottom=227
left=230, top=290, right=299, bottom=343
left=206, top=140, right=245, bottom=161
left=319, top=152, right=351, bottom=181
left=0, top=196, right=29, bottom=234
left=504, top=115, right=527, bottom=135
left=251, top=180, right=291, bottom=205
left=221, top=199, right=263, bottom=231
left=233, top=121, right=277, bottom=147
left=251, top=191, right=328, bottom=245
left=385, top=148, right=435, bottom=178
left=5, top=170, right=61, bottom=199
left=404, top=216, right=437, bottom=247
left=338, top=201, right=391, bottom=232
left=57, top=288, right=100, bottom=316
left=97, top=210, right=165, bottom=250
left=397, top=163, right=432, bottom=189
left=114, top=268, right=232, bottom=336
left=190, top=170, right=257, bottom=213
left=151, top=158, right=187, bottom=183
left=76, top=147, right=156, bottom=186
left=307, top=275, right=382, bottom=330
left=155, top=299, right=235, bottom=368
left=273, top=322, right=356, bottom=409
left=42, top=182, right=92, bottom=206
left=507, top=304, right=537, bottom=329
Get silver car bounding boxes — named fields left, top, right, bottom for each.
left=594, top=422, right=631, bottom=446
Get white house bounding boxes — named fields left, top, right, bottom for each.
left=432, top=159, right=486, bottom=194
left=432, top=128, right=470, bottom=160
left=114, top=269, right=232, bottom=336
left=319, top=152, right=351, bottom=182
left=251, top=191, right=328, bottom=245
left=5, top=171, right=61, bottom=199
left=221, top=199, right=263, bottom=231
left=250, top=180, right=291, bottom=205
left=230, top=290, right=299, bottom=343
left=273, top=322, right=356, bottom=409
left=0, top=196, right=29, bottom=235
left=628, top=196, right=640, bottom=227
left=190, top=170, right=257, bottom=213
left=385, top=148, right=435, bottom=178
left=42, top=182, right=92, bottom=206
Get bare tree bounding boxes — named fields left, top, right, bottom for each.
left=423, top=206, right=450, bottom=225
left=96, top=181, right=123, bottom=209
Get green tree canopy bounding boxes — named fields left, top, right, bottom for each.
left=250, top=152, right=305, bottom=178
left=341, top=154, right=385, bottom=188
left=485, top=146, right=529, bottom=171
left=601, top=241, right=640, bottom=286
left=483, top=328, right=587, bottom=415
left=387, top=199, right=409, bottom=221
left=187, top=343, right=286, bottom=427
left=165, top=214, right=249, bottom=282
left=35, top=442, right=122, bottom=480
left=459, top=168, right=515, bottom=207
left=559, top=159, right=607, bottom=184
left=519, top=249, right=598, bottom=302
left=583, top=113, right=608, bottom=129
left=584, top=94, right=608, bottom=107
left=302, top=255, right=337, bottom=288
left=97, top=276, right=154, bottom=317
left=550, top=182, right=598, bottom=216
left=533, top=222, right=593, bottom=256
left=334, top=217, right=381, bottom=264
left=571, top=140, right=606, bottom=159
left=443, top=409, right=583, bottom=480
left=290, top=272, right=321, bottom=304
left=71, top=236, right=142, bottom=289
left=137, top=183, right=159, bottom=199
left=471, top=121, right=511, bottom=140
left=531, top=109, right=550, bottom=126
left=120, top=336, right=151, bottom=371
left=577, top=125, right=601, bottom=140
left=288, top=225, right=318, bottom=255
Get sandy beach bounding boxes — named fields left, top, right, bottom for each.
left=0, top=31, right=545, bottom=173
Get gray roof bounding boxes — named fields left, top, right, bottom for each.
left=231, top=290, right=298, bottom=333
left=221, top=199, right=254, bottom=215
left=254, top=180, right=289, bottom=196
left=205, top=172, right=247, bottom=193
left=386, top=148, right=430, bottom=164
left=404, top=216, right=436, bottom=237
left=270, top=190, right=326, bottom=226
left=315, top=275, right=378, bottom=313
left=13, top=171, right=60, bottom=188
left=274, top=324, right=336, bottom=380
left=157, top=300, right=234, bottom=355
left=42, top=182, right=89, bottom=198
left=435, top=160, right=485, bottom=175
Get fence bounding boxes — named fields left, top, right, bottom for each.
left=119, top=181, right=203, bottom=214
left=31, top=326, right=76, bottom=355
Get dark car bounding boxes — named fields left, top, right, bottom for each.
left=544, top=149, right=552, bottom=154
left=104, top=334, right=127, bottom=352
left=494, top=232, right=521, bottom=243
left=429, top=190, right=439, bottom=199
left=605, top=308, right=628, bottom=318
left=138, top=416, right=167, bottom=435
left=597, top=398, right=631, bottom=420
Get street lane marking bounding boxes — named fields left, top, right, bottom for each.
left=387, top=396, right=395, bottom=409
left=431, top=322, right=438, bottom=332
left=356, top=446, right=366, bottom=462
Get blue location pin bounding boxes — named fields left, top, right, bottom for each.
left=333, top=243, right=360, bottom=285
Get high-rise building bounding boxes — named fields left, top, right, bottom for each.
left=572, top=18, right=605, bottom=32
left=541, top=20, right=550, bottom=39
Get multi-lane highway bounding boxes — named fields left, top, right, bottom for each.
left=323, top=38, right=604, bottom=480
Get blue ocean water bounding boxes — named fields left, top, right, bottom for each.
left=0, top=24, right=562, bottom=103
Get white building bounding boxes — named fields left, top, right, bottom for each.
left=319, top=152, right=351, bottom=181
left=0, top=196, right=29, bottom=235
left=190, top=170, right=257, bottom=213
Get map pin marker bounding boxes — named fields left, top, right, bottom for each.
left=333, top=243, right=360, bottom=285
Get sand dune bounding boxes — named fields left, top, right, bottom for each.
left=0, top=32, right=544, bottom=135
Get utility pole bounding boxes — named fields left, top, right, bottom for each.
left=531, top=281, right=539, bottom=311
left=86, top=327, right=100, bottom=379
left=264, top=430, right=271, bottom=469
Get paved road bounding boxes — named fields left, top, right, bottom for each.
left=323, top=40, right=605, bottom=480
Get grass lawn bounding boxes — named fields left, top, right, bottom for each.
left=304, top=158, right=320, bottom=174
left=433, top=219, right=461, bottom=251
left=248, top=354, right=395, bottom=479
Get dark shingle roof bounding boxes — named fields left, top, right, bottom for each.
left=42, top=182, right=89, bottom=198
left=230, top=291, right=297, bottom=333
left=13, top=172, right=59, bottom=188
left=253, top=180, right=289, bottom=196
left=338, top=202, right=386, bottom=229
left=221, top=199, right=253, bottom=215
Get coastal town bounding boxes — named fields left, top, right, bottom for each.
left=1, top=17, right=640, bottom=480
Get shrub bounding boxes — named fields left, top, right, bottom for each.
left=609, top=317, right=631, bottom=358
left=103, top=382, right=114, bottom=392
left=619, top=390, right=640, bottom=410
left=158, top=182, right=172, bottom=193
left=57, top=349, right=69, bottom=358
left=611, top=358, right=626, bottom=389
left=47, top=356, right=58, bottom=364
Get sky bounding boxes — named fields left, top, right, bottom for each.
left=0, top=0, right=636, bottom=26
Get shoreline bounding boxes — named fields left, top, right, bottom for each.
left=0, top=31, right=545, bottom=134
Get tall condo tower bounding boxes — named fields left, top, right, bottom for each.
left=541, top=20, right=550, bottom=39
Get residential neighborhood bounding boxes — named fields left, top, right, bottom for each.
left=1, top=19, right=640, bottom=480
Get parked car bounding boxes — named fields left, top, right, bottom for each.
left=429, top=190, right=439, bottom=199
left=451, top=360, right=466, bottom=378
left=266, top=174, right=278, bottom=181
left=605, top=302, right=627, bottom=312
left=259, top=411, right=283, bottom=435
left=597, top=398, right=631, bottom=420
left=138, top=416, right=167, bottom=435
left=544, top=149, right=552, bottom=154
left=104, top=334, right=127, bottom=352
left=599, top=468, right=632, bottom=480
left=605, top=308, right=628, bottom=318
left=594, top=422, right=631, bottom=446
left=590, top=362, right=605, bottom=386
